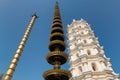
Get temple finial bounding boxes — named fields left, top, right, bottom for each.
left=54, top=1, right=61, bottom=19
left=56, top=1, right=58, bottom=4
left=32, top=12, right=38, bottom=18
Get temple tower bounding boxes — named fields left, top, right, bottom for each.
left=43, top=2, right=71, bottom=80
left=4, top=13, right=38, bottom=80
left=67, top=19, right=119, bottom=80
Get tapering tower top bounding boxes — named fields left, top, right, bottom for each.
left=53, top=1, right=61, bottom=20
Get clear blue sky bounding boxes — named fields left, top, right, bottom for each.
left=0, top=0, right=120, bottom=80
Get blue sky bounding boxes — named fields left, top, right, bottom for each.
left=0, top=0, right=120, bottom=80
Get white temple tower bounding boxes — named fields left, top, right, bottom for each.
left=67, top=19, right=119, bottom=80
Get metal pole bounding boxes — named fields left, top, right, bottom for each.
left=4, top=13, right=38, bottom=80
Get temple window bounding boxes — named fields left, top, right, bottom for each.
left=87, top=50, right=91, bottom=55
left=91, top=63, right=97, bottom=71
left=81, top=32, right=84, bottom=35
left=79, top=66, right=82, bottom=72
left=84, top=40, right=87, bottom=44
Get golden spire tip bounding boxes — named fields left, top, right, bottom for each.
left=56, top=1, right=59, bottom=4
left=32, top=12, right=38, bottom=18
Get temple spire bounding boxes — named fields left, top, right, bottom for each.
left=4, top=13, right=38, bottom=80
left=43, top=2, right=71, bottom=80
left=53, top=1, right=61, bottom=19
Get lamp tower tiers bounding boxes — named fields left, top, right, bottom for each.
left=4, top=13, right=38, bottom=80
left=43, top=2, right=71, bottom=80
left=67, top=19, right=119, bottom=80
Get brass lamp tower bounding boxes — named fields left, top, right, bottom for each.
left=43, top=2, right=71, bottom=80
